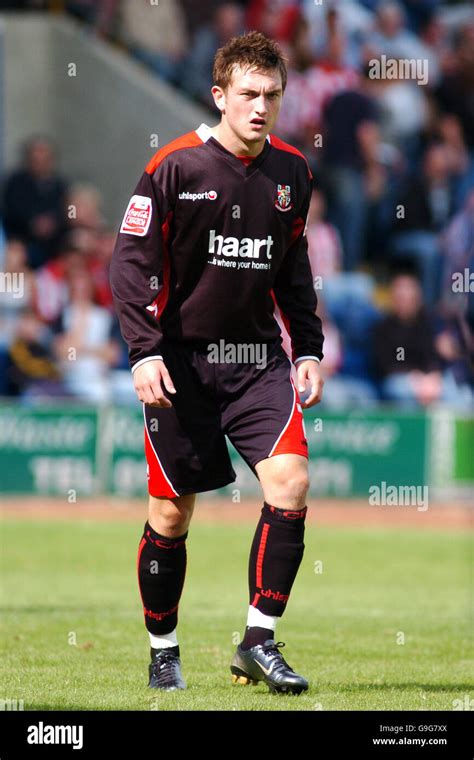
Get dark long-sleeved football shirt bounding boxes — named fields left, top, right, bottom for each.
left=109, top=122, right=324, bottom=372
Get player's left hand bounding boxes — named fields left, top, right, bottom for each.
left=296, top=360, right=324, bottom=408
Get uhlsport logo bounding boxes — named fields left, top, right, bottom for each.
left=260, top=588, right=289, bottom=602
left=275, top=184, right=292, bottom=212
left=179, top=190, right=217, bottom=201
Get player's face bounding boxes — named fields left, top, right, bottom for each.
left=217, top=66, right=283, bottom=146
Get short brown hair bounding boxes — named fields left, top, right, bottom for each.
left=213, top=31, right=288, bottom=92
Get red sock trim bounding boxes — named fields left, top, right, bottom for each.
left=255, top=523, right=270, bottom=588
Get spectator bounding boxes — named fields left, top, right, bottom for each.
left=53, top=268, right=119, bottom=402
left=366, top=1, right=431, bottom=62
left=277, top=19, right=359, bottom=157
left=67, top=183, right=104, bottom=232
left=112, top=0, right=188, bottom=86
left=3, top=137, right=67, bottom=269
left=33, top=234, right=88, bottom=324
left=0, top=240, right=33, bottom=395
left=304, top=0, right=373, bottom=69
left=6, top=311, right=63, bottom=399
left=323, top=271, right=381, bottom=391
left=401, top=0, right=442, bottom=35
left=435, top=22, right=474, bottom=151
left=418, top=11, right=451, bottom=87
left=245, top=0, right=298, bottom=41
left=274, top=13, right=316, bottom=150
left=179, top=0, right=219, bottom=41
left=181, top=3, right=245, bottom=109
left=435, top=23, right=474, bottom=208
left=373, top=272, right=458, bottom=406
left=436, top=114, right=472, bottom=210
left=440, top=189, right=474, bottom=326
left=316, top=301, right=379, bottom=408
left=308, top=28, right=360, bottom=130
left=433, top=309, right=473, bottom=407
left=87, top=228, right=116, bottom=309
left=321, top=66, right=383, bottom=270
left=391, top=142, right=455, bottom=304
left=306, top=188, right=343, bottom=279
left=374, top=60, right=429, bottom=164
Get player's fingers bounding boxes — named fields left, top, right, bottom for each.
left=301, top=376, right=324, bottom=408
left=149, top=380, right=173, bottom=407
left=134, top=377, right=171, bottom=407
left=296, top=366, right=308, bottom=395
left=160, top=366, right=177, bottom=395
left=135, top=383, right=157, bottom=406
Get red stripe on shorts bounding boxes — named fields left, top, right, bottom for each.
left=143, top=408, right=179, bottom=498
left=269, top=377, right=308, bottom=459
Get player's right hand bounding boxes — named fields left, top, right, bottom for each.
left=133, top=359, right=176, bottom=408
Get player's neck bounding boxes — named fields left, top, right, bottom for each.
left=209, top=122, right=266, bottom=158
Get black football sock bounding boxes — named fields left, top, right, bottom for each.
left=241, top=625, right=275, bottom=650
left=248, top=501, right=307, bottom=618
left=137, top=520, right=188, bottom=635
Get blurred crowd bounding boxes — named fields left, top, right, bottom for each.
left=0, top=0, right=473, bottom=408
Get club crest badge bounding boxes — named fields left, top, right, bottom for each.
left=275, top=184, right=292, bottom=212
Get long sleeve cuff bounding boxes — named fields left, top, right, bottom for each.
left=294, top=355, right=321, bottom=365
left=131, top=355, right=163, bottom=374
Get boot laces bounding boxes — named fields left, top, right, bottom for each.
left=152, top=650, right=180, bottom=674
left=261, top=641, right=293, bottom=672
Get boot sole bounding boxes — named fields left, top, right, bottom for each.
left=230, top=664, right=307, bottom=694
left=230, top=665, right=259, bottom=686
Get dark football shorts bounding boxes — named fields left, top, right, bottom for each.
left=143, top=338, right=308, bottom=497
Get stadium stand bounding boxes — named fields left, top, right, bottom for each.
left=0, top=0, right=472, bottom=408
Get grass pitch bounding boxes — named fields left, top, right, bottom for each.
left=1, top=517, right=471, bottom=711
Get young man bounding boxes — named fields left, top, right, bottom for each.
left=110, top=31, right=324, bottom=695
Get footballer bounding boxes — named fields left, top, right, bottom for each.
left=110, top=31, right=324, bottom=695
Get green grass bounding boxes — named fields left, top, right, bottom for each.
left=1, top=518, right=472, bottom=711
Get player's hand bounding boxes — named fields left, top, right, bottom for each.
left=296, top=360, right=324, bottom=409
left=133, top=359, right=176, bottom=408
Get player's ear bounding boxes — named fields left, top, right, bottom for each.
left=211, top=85, right=225, bottom=112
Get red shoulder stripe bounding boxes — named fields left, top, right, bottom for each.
left=145, top=130, right=203, bottom=175
left=268, top=134, right=313, bottom=179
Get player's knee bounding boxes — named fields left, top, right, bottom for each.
left=286, top=471, right=310, bottom=503
left=272, top=467, right=309, bottom=506
left=148, top=494, right=194, bottom=533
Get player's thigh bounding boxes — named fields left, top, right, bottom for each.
left=144, top=342, right=235, bottom=498
left=223, top=341, right=309, bottom=485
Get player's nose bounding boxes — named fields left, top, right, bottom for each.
left=254, top=95, right=268, bottom=115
